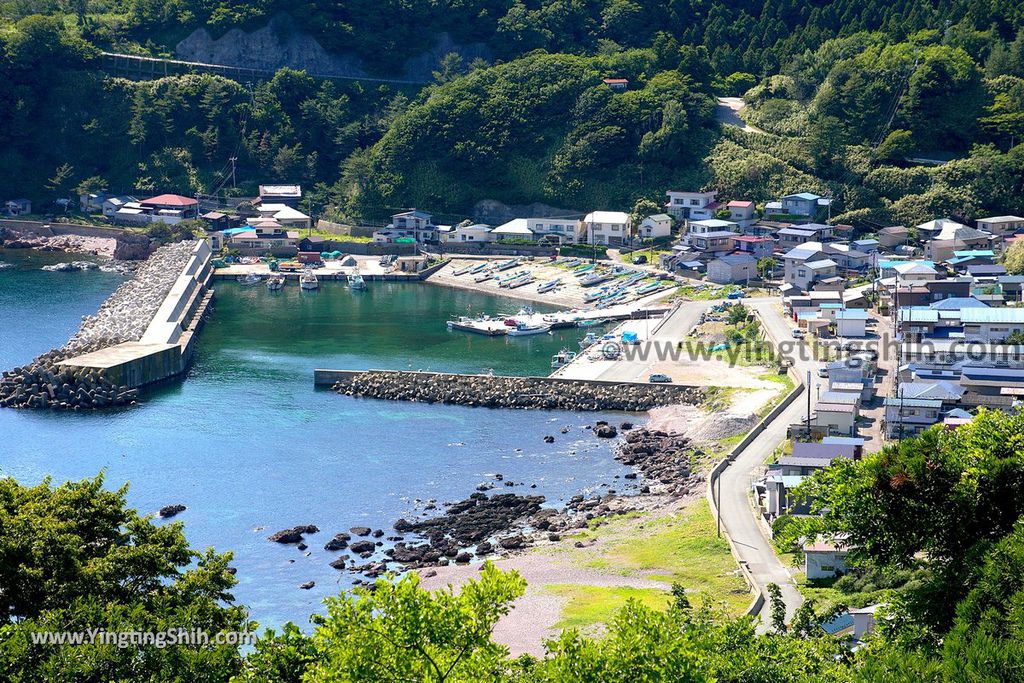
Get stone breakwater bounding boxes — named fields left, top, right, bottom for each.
left=332, top=371, right=704, bottom=411
left=0, top=242, right=195, bottom=410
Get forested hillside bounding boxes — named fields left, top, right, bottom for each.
left=1, top=1, right=1023, bottom=223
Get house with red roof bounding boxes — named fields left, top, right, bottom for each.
left=140, top=194, right=199, bottom=219
left=726, top=200, right=755, bottom=227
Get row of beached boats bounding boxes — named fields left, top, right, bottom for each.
left=452, top=259, right=565, bottom=296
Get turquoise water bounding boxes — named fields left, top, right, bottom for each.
left=0, top=250, right=634, bottom=628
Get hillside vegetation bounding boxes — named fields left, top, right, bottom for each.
left=0, top=2, right=1022, bottom=225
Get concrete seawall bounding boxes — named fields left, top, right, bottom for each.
left=1, top=240, right=214, bottom=410
left=318, top=369, right=704, bottom=411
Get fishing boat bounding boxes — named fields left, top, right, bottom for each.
left=636, top=282, right=664, bottom=295
left=348, top=273, right=366, bottom=290
left=577, top=318, right=609, bottom=328
left=578, top=332, right=600, bottom=349
left=537, top=278, right=561, bottom=293
left=580, top=272, right=613, bottom=287
left=507, top=274, right=535, bottom=289
left=237, top=273, right=261, bottom=286
left=469, top=262, right=491, bottom=274
left=473, top=269, right=496, bottom=283
left=507, top=322, right=551, bottom=337
left=495, top=270, right=528, bottom=286
left=550, top=348, right=577, bottom=369
left=516, top=305, right=535, bottom=317
left=299, top=271, right=319, bottom=291
left=573, top=263, right=595, bottom=275
left=446, top=316, right=507, bottom=336
left=266, top=274, right=285, bottom=291
left=494, top=258, right=520, bottom=272
left=452, top=263, right=476, bottom=276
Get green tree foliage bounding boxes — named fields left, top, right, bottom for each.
left=0, top=475, right=251, bottom=681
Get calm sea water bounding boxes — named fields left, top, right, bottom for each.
left=0, top=249, right=634, bottom=628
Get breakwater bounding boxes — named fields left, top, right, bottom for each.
left=0, top=241, right=211, bottom=410
left=324, top=369, right=703, bottom=411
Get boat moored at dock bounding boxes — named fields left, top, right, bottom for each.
left=507, top=322, right=551, bottom=337
left=299, top=271, right=319, bottom=290
left=237, top=273, right=261, bottom=287
left=266, top=274, right=285, bottom=291
left=348, top=273, right=366, bottom=290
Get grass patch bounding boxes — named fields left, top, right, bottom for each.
left=559, top=500, right=750, bottom=615
left=546, top=585, right=670, bottom=630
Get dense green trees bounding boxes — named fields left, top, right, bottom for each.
left=0, top=475, right=252, bottom=681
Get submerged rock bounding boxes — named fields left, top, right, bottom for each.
left=158, top=504, right=186, bottom=518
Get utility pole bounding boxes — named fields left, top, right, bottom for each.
left=229, top=156, right=237, bottom=188
left=806, top=369, right=812, bottom=436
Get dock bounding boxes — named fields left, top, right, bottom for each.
left=57, top=241, right=214, bottom=388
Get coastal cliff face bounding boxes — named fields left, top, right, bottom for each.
left=175, top=14, right=490, bottom=82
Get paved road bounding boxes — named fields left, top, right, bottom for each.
left=715, top=298, right=824, bottom=627
left=715, top=97, right=765, bottom=134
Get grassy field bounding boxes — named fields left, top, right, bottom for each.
left=538, top=500, right=751, bottom=632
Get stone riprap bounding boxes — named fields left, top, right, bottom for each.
left=331, top=370, right=703, bottom=411
left=0, top=242, right=195, bottom=410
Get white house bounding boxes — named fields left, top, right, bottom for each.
left=255, top=203, right=311, bottom=229
left=782, top=242, right=831, bottom=290
left=959, top=307, right=1024, bottom=343
left=665, top=190, right=718, bottom=220
left=976, top=215, right=1024, bottom=236
left=441, top=223, right=494, bottom=243
left=813, top=402, right=857, bottom=435
left=637, top=213, right=672, bottom=240
left=803, top=538, right=849, bottom=580
left=491, top=219, right=536, bottom=242
left=524, top=217, right=584, bottom=244
left=581, top=211, right=631, bottom=246
left=385, top=209, right=438, bottom=243
left=834, top=309, right=868, bottom=337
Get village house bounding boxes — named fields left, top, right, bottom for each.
left=3, top=198, right=31, bottom=216
left=257, top=184, right=302, bottom=208
left=254, top=203, right=311, bottom=230
left=813, top=401, right=857, bottom=435
left=707, top=253, right=757, bottom=284
left=637, top=213, right=673, bottom=240
left=884, top=397, right=943, bottom=437
left=960, top=307, right=1024, bottom=343
left=803, top=539, right=849, bottom=580
left=101, top=196, right=135, bottom=218
left=726, top=200, right=756, bottom=227
left=581, top=211, right=631, bottom=246
left=374, top=209, right=438, bottom=243
left=602, top=77, right=629, bottom=91
left=440, top=223, right=494, bottom=243
left=976, top=215, right=1024, bottom=236
left=140, top=194, right=199, bottom=219
left=823, top=243, right=872, bottom=271
left=878, top=226, right=910, bottom=249
left=923, top=222, right=1000, bottom=262
left=731, top=235, right=774, bottom=259
left=833, top=309, right=868, bottom=337
left=526, top=217, right=585, bottom=244
left=782, top=242, right=833, bottom=290
left=688, top=231, right=736, bottom=255
left=765, top=192, right=829, bottom=219
left=665, top=190, right=718, bottom=220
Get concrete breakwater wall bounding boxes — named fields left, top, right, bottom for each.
left=324, top=370, right=704, bottom=411
left=0, top=241, right=212, bottom=410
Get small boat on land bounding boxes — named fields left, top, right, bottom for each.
left=580, top=272, right=613, bottom=287
left=473, top=269, right=496, bottom=283
left=495, top=259, right=520, bottom=272
left=537, top=278, right=561, bottom=293
left=299, top=271, right=319, bottom=290
left=507, top=322, right=551, bottom=337
left=496, top=270, right=528, bottom=286
left=506, top=274, right=535, bottom=289
left=551, top=348, right=577, bottom=369
left=348, top=273, right=366, bottom=290
left=266, top=275, right=285, bottom=291
left=237, top=273, right=261, bottom=286
left=452, top=263, right=476, bottom=276
left=636, top=282, right=665, bottom=295
left=469, top=262, right=491, bottom=274
left=573, top=263, right=595, bottom=275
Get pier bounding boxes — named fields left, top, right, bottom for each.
left=58, top=241, right=214, bottom=388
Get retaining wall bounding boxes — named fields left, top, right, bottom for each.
left=0, top=219, right=127, bottom=239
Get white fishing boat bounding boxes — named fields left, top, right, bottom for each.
left=494, top=258, right=520, bottom=272
left=266, top=274, right=285, bottom=291
left=452, top=263, right=476, bottom=276
left=537, top=278, right=561, bottom=293
left=551, top=348, right=577, bottom=369
left=237, top=273, right=261, bottom=286
left=299, top=271, right=319, bottom=290
left=507, top=274, right=535, bottom=289
left=507, top=322, right=551, bottom=337
left=578, top=332, right=600, bottom=349
left=473, top=269, right=496, bottom=283
left=580, top=272, right=613, bottom=287
left=348, top=273, right=366, bottom=290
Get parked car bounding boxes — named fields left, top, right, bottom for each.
left=817, top=367, right=829, bottom=378
left=648, top=373, right=672, bottom=383
left=727, top=290, right=746, bottom=299
left=632, top=254, right=648, bottom=265
left=791, top=328, right=803, bottom=339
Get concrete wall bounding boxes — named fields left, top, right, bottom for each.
left=141, top=240, right=213, bottom=346
left=0, top=218, right=127, bottom=239
left=439, top=243, right=558, bottom=257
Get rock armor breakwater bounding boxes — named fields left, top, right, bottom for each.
left=0, top=242, right=196, bottom=410
left=331, top=370, right=703, bottom=411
